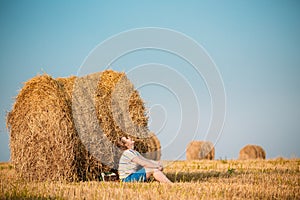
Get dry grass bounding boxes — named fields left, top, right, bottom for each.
left=1, top=159, right=299, bottom=199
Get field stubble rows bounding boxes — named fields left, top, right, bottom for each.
left=1, top=159, right=299, bottom=199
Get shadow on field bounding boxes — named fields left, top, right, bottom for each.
left=166, top=171, right=235, bottom=182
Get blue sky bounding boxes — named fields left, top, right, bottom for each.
left=0, top=0, right=299, bottom=161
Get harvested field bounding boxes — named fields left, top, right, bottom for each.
left=1, top=159, right=299, bottom=199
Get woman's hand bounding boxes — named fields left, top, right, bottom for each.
left=158, top=165, right=163, bottom=171
left=157, top=162, right=164, bottom=171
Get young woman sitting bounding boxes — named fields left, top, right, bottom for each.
left=118, top=136, right=172, bottom=183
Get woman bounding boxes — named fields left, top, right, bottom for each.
left=118, top=136, right=172, bottom=183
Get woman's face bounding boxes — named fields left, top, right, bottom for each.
left=122, top=137, right=135, bottom=149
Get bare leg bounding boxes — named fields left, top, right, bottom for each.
left=145, top=168, right=172, bottom=183
left=153, top=170, right=172, bottom=183
left=146, top=171, right=153, bottom=179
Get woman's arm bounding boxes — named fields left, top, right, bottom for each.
left=132, top=156, right=163, bottom=170
left=138, top=156, right=164, bottom=170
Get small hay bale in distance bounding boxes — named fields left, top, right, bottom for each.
left=7, top=70, right=154, bottom=181
left=186, top=141, right=215, bottom=160
left=238, top=144, right=266, bottom=160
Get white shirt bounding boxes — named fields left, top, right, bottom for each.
left=118, top=149, right=143, bottom=179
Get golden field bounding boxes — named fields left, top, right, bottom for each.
left=1, top=158, right=299, bottom=199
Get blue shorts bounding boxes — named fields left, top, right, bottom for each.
left=121, top=168, right=147, bottom=182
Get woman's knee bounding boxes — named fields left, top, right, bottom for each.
left=145, top=168, right=153, bottom=178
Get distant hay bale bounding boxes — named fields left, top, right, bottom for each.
left=7, top=70, right=154, bottom=181
left=186, top=141, right=215, bottom=160
left=238, top=144, right=266, bottom=160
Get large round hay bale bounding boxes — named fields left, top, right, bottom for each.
left=186, top=141, right=215, bottom=160
left=7, top=70, right=155, bottom=181
left=94, top=70, right=149, bottom=140
left=61, top=70, right=154, bottom=164
left=93, top=70, right=151, bottom=158
left=6, top=74, right=90, bottom=181
left=56, top=76, right=76, bottom=99
left=71, top=70, right=152, bottom=172
left=141, top=132, right=161, bottom=160
left=57, top=75, right=113, bottom=181
left=238, top=144, right=266, bottom=160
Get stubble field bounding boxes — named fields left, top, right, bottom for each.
left=1, top=158, right=299, bottom=199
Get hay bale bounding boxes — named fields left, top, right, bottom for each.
left=6, top=74, right=89, bottom=181
left=93, top=70, right=151, bottom=157
left=66, top=70, right=153, bottom=166
left=238, top=144, right=266, bottom=160
left=57, top=75, right=113, bottom=180
left=72, top=72, right=118, bottom=171
left=142, top=132, right=161, bottom=160
left=94, top=70, right=149, bottom=140
left=56, top=76, right=76, bottom=99
left=7, top=70, right=154, bottom=181
left=186, top=141, right=215, bottom=160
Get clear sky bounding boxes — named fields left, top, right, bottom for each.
left=0, top=0, right=299, bottom=161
